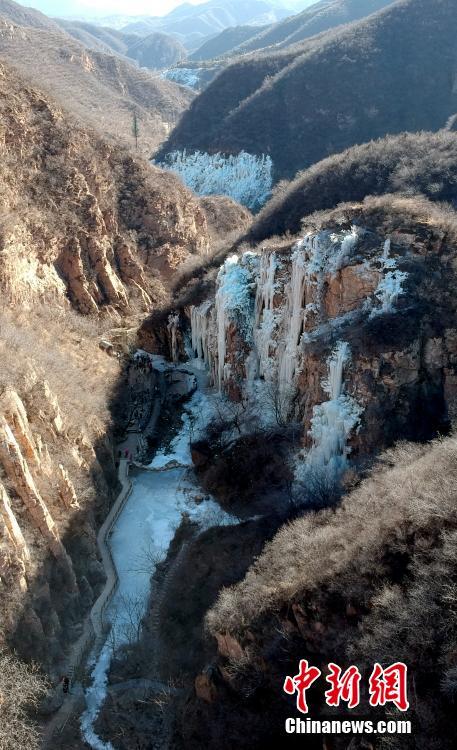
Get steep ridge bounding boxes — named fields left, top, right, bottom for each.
left=250, top=130, right=457, bottom=241
left=158, top=0, right=457, bottom=181
left=190, top=24, right=265, bottom=60
left=126, top=31, right=187, bottom=70
left=0, top=13, right=193, bottom=156
left=55, top=19, right=139, bottom=56
left=57, top=19, right=187, bottom=72
left=232, top=0, right=395, bottom=55
left=0, top=61, right=209, bottom=316
left=163, top=196, right=457, bottom=750
left=0, top=0, right=61, bottom=32
left=0, top=57, right=212, bottom=699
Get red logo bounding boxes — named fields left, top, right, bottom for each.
left=283, top=662, right=409, bottom=714
left=325, top=663, right=361, bottom=709
left=283, top=659, right=321, bottom=714
left=368, top=662, right=409, bottom=712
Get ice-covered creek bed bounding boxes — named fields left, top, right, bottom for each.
left=80, top=360, right=236, bottom=750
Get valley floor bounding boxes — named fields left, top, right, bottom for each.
left=50, top=355, right=248, bottom=749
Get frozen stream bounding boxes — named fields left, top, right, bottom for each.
left=80, top=366, right=235, bottom=750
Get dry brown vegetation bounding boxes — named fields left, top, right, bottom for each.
left=0, top=16, right=193, bottom=156
left=0, top=57, right=209, bottom=320
left=0, top=651, right=48, bottom=750
left=200, top=435, right=457, bottom=748
left=199, top=195, right=252, bottom=239
left=250, top=130, right=457, bottom=241
left=0, top=303, right=119, bottom=440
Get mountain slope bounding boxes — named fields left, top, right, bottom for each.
left=0, top=53, right=210, bottom=705
left=251, top=130, right=457, bottom=240
left=0, top=18, right=193, bottom=155
left=158, top=0, right=457, bottom=180
left=190, top=24, right=264, bottom=60
left=232, top=0, right=395, bottom=54
left=0, top=59, right=208, bottom=316
left=56, top=19, right=186, bottom=71
left=126, top=31, right=187, bottom=70
left=55, top=19, right=139, bottom=56
left=0, top=0, right=61, bottom=31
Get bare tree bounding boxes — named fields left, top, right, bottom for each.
left=130, top=541, right=166, bottom=576
left=262, top=379, right=296, bottom=427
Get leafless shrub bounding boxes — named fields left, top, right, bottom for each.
left=130, top=542, right=167, bottom=576
left=0, top=652, right=48, bottom=750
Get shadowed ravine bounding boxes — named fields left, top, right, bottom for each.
left=79, top=356, right=237, bottom=750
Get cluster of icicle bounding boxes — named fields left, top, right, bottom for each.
left=371, top=239, right=408, bottom=315
left=191, top=254, right=257, bottom=390
left=190, top=228, right=410, bottom=395
left=301, top=341, right=363, bottom=478
left=158, top=150, right=273, bottom=210
left=189, top=229, right=364, bottom=393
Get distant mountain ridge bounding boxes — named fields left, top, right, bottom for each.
left=57, top=18, right=187, bottom=70
left=228, top=0, right=395, bottom=55
left=97, top=0, right=294, bottom=50
left=158, top=0, right=457, bottom=180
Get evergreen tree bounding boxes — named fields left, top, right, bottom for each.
left=132, top=110, right=139, bottom=150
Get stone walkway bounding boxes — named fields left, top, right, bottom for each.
left=42, top=358, right=165, bottom=747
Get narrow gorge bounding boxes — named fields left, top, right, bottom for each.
left=2, top=2, right=457, bottom=748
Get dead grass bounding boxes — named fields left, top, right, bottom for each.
left=202, top=436, right=457, bottom=747
left=0, top=302, right=119, bottom=438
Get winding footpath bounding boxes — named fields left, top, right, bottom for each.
left=43, top=364, right=163, bottom=746
left=44, top=356, right=235, bottom=750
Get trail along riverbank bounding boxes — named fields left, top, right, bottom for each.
left=80, top=357, right=237, bottom=750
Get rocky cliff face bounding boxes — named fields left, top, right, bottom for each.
left=0, top=60, right=209, bottom=320
left=187, top=198, right=457, bottom=476
left=168, top=197, right=457, bottom=750
left=0, top=59, right=212, bottom=677
left=0, top=337, right=119, bottom=672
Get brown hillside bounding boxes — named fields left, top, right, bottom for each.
left=0, top=17, right=194, bottom=156
left=158, top=0, right=457, bottom=180
left=0, top=0, right=61, bottom=32
left=0, top=55, right=211, bottom=707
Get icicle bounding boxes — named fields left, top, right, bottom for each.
left=215, top=254, right=257, bottom=389
left=278, top=244, right=309, bottom=387
left=252, top=252, right=281, bottom=379
left=167, top=313, right=180, bottom=363
left=322, top=341, right=350, bottom=400
left=255, top=252, right=277, bottom=325
left=191, top=300, right=212, bottom=363
left=302, top=342, right=363, bottom=478
left=371, top=237, right=408, bottom=315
